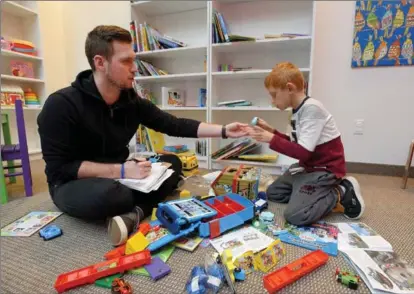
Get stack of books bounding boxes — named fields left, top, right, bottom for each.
left=212, top=10, right=256, bottom=44
left=135, top=59, right=168, bottom=77
left=130, top=21, right=187, bottom=52
left=212, top=138, right=260, bottom=160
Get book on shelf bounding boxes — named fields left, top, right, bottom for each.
left=161, top=87, right=185, bottom=107
left=212, top=9, right=230, bottom=43
left=133, top=81, right=157, bottom=104
left=136, top=125, right=166, bottom=154
left=130, top=21, right=187, bottom=52
left=198, top=88, right=206, bottom=107
left=135, top=59, right=168, bottom=77
left=264, top=33, right=310, bottom=39
left=212, top=138, right=262, bottom=160
left=217, top=100, right=252, bottom=107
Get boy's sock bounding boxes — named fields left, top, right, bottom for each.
left=107, top=206, right=144, bottom=246
left=333, top=176, right=365, bottom=219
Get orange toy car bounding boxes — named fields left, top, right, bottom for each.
left=111, top=278, right=133, bottom=294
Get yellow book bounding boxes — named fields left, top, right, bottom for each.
left=145, top=128, right=166, bottom=153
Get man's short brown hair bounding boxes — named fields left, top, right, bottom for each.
left=85, top=25, right=132, bottom=71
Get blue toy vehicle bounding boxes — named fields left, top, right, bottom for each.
left=254, top=198, right=268, bottom=215
left=39, top=225, right=62, bottom=240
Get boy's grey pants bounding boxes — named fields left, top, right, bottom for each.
left=267, top=165, right=341, bottom=226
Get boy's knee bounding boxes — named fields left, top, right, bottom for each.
left=283, top=208, right=312, bottom=226
left=266, top=183, right=290, bottom=203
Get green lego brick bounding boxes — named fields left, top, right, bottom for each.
left=95, top=273, right=122, bottom=288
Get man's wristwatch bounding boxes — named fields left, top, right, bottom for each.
left=222, top=125, right=228, bottom=139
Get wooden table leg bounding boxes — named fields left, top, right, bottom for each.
left=402, top=141, right=414, bottom=189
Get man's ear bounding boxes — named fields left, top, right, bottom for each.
left=93, top=55, right=105, bottom=71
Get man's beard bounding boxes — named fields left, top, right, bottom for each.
left=106, top=72, right=132, bottom=90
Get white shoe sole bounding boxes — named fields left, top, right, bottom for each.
left=108, top=216, right=128, bottom=246
left=344, top=176, right=365, bottom=219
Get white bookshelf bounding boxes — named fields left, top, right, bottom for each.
left=130, top=0, right=315, bottom=174
left=1, top=1, right=46, bottom=155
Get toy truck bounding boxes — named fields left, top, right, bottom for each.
left=263, top=250, right=329, bottom=293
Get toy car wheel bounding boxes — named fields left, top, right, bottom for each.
left=349, top=281, right=358, bottom=290
left=336, top=277, right=341, bottom=283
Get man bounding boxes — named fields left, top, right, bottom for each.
left=37, top=25, right=248, bottom=246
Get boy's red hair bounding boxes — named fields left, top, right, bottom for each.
left=264, top=62, right=304, bottom=91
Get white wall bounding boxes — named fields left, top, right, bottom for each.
left=312, top=1, right=414, bottom=166
left=61, top=1, right=131, bottom=82
left=38, top=1, right=68, bottom=94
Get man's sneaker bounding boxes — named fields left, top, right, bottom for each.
left=338, top=176, right=365, bottom=219
left=107, top=206, right=144, bottom=246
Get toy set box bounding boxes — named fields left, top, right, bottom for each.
left=211, top=165, right=260, bottom=201
left=155, top=193, right=255, bottom=244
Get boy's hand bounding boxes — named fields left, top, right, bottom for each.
left=256, top=118, right=275, bottom=134
left=247, top=126, right=274, bottom=143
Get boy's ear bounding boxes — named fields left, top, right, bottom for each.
left=286, top=82, right=295, bottom=92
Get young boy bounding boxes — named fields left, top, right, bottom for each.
left=247, top=62, right=364, bottom=226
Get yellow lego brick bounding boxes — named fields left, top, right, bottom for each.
left=222, top=249, right=236, bottom=282
left=180, top=189, right=191, bottom=199
left=125, top=232, right=149, bottom=255
left=151, top=208, right=157, bottom=221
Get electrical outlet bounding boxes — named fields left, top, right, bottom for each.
left=354, top=119, right=364, bottom=135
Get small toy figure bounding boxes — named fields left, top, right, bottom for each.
left=335, top=268, right=360, bottom=290
left=267, top=224, right=288, bottom=236
left=39, top=225, right=62, bottom=241
left=111, top=278, right=133, bottom=294
left=259, top=211, right=274, bottom=225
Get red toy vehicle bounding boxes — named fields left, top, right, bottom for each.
left=111, top=278, right=133, bottom=294
left=263, top=250, right=329, bottom=293
left=54, top=250, right=151, bottom=293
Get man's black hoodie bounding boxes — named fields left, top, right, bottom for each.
left=37, top=70, right=200, bottom=186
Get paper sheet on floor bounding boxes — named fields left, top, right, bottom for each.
left=335, top=222, right=392, bottom=251
left=209, top=226, right=274, bottom=258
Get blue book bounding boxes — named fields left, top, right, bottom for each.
left=198, top=88, right=206, bottom=107
left=157, top=37, right=180, bottom=49
left=278, top=221, right=339, bottom=256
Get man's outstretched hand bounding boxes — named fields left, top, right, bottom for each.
left=226, top=122, right=249, bottom=138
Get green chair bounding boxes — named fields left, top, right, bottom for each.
left=1, top=153, right=7, bottom=204
left=2, top=113, right=16, bottom=183
left=1, top=112, right=14, bottom=204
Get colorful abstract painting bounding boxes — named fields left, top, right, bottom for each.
left=352, top=0, right=414, bottom=67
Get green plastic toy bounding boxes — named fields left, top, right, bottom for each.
left=335, top=268, right=360, bottom=290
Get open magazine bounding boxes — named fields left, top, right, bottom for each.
left=344, top=250, right=414, bottom=294
left=336, top=222, right=414, bottom=293
left=117, top=162, right=174, bottom=193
